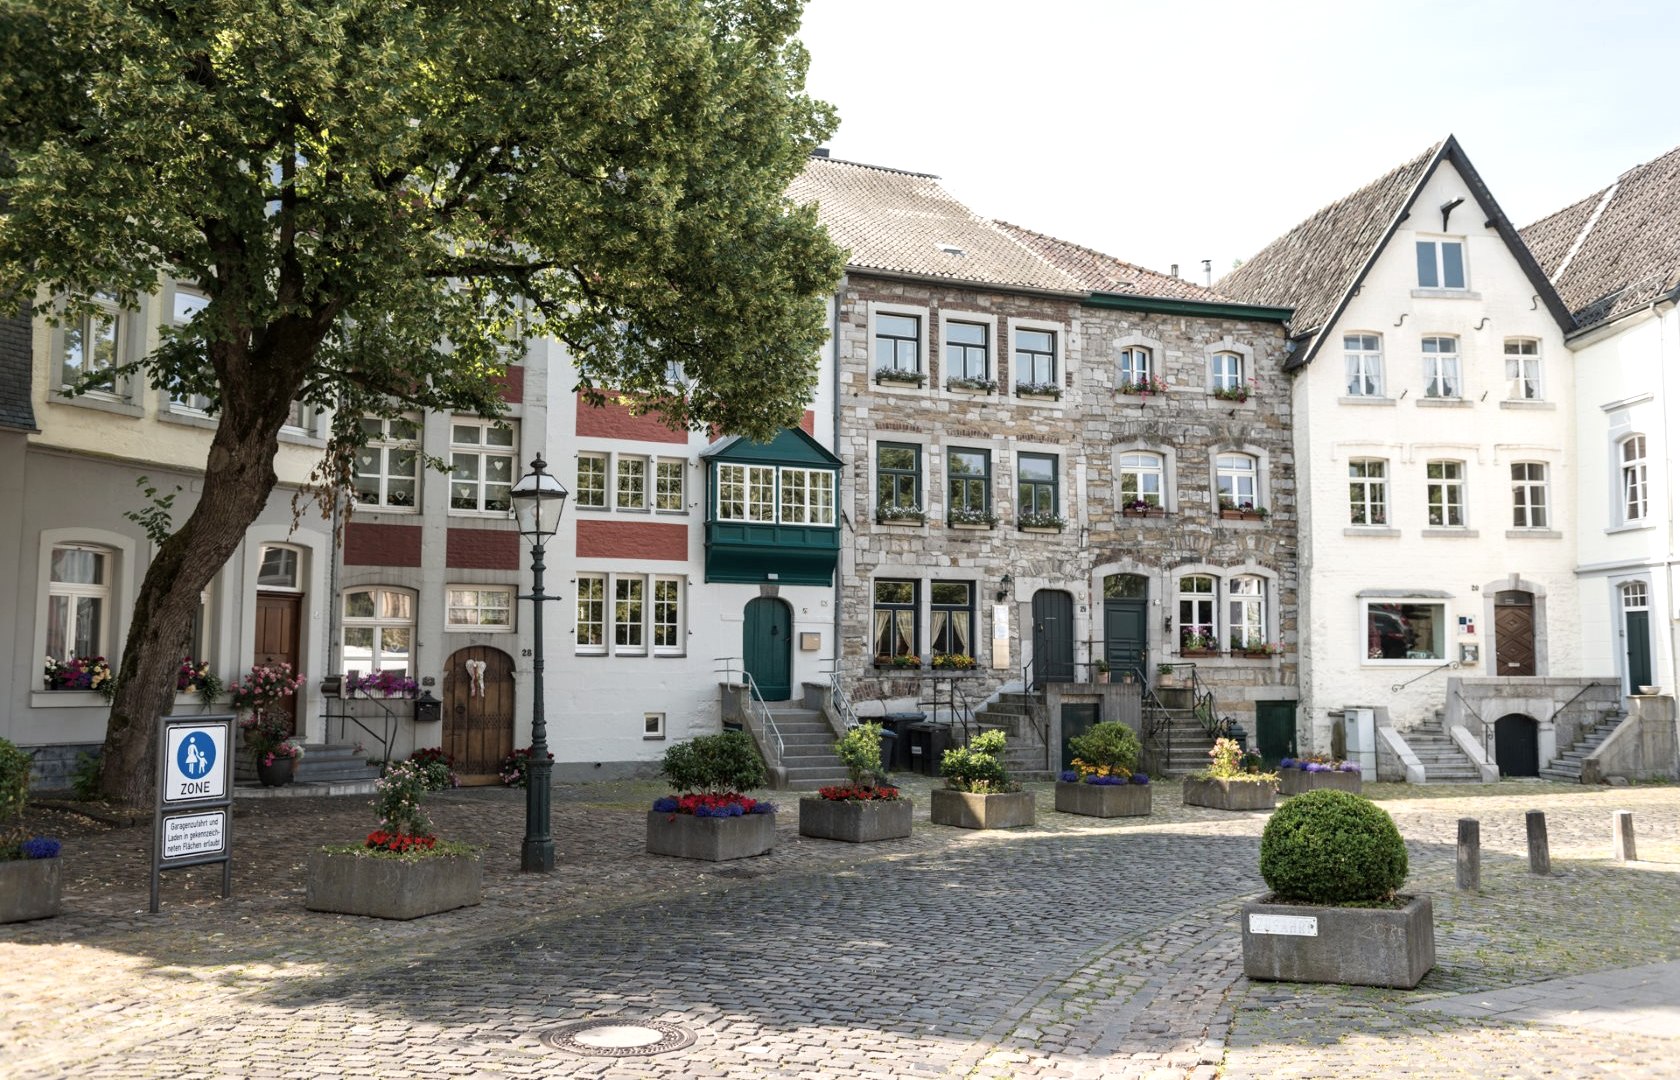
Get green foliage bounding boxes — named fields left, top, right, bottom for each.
left=71, top=752, right=103, bottom=801
left=0, top=738, right=31, bottom=845
left=660, top=731, right=766, bottom=793
left=940, top=729, right=1017, bottom=793
left=1194, top=736, right=1277, bottom=783
left=834, top=723, right=885, bottom=787
left=122, top=475, right=181, bottom=546
left=1066, top=722, right=1139, bottom=772
left=373, top=761, right=431, bottom=838
left=1259, top=789, right=1409, bottom=905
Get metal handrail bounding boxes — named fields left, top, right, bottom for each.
left=323, top=690, right=404, bottom=765
left=828, top=667, right=859, bottom=732
left=714, top=658, right=784, bottom=769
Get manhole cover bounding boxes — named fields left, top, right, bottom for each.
left=539, top=1019, right=697, bottom=1058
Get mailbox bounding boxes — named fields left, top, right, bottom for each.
left=413, top=690, right=442, bottom=724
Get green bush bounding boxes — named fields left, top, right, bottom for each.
left=660, top=731, right=767, bottom=793
left=940, top=728, right=1016, bottom=793
left=0, top=737, right=30, bottom=828
left=1066, top=721, right=1140, bottom=773
left=1259, top=789, right=1408, bottom=905
left=834, top=723, right=885, bottom=787
left=71, top=752, right=102, bottom=800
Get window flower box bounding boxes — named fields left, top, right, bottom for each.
left=1018, top=512, right=1067, bottom=532
left=876, top=505, right=926, bottom=525
left=874, top=654, right=921, bottom=670
left=1121, top=500, right=1165, bottom=518
left=1219, top=502, right=1269, bottom=521
left=1118, top=376, right=1169, bottom=396
left=875, top=367, right=926, bottom=387
left=945, top=376, right=997, bottom=394
left=1211, top=379, right=1258, bottom=403
left=947, top=508, right=998, bottom=529
left=1015, top=381, right=1063, bottom=401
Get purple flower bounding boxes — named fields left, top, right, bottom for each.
left=21, top=837, right=61, bottom=859
left=1058, top=770, right=1078, bottom=783
left=1130, top=773, right=1150, bottom=785
left=1305, top=762, right=1329, bottom=772
left=749, top=801, right=776, bottom=815
left=1279, top=757, right=1296, bottom=770
left=1085, top=774, right=1126, bottom=786
left=1339, top=761, right=1362, bottom=773
left=652, top=796, right=679, bottom=813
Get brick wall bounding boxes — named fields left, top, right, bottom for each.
left=576, top=397, right=687, bottom=443
left=576, top=519, right=688, bottom=561
left=446, top=527, right=521, bottom=570
left=492, top=364, right=524, bottom=405
left=343, top=522, right=423, bottom=567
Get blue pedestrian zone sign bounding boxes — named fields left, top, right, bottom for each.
left=178, top=732, right=215, bottom=780
left=163, top=722, right=229, bottom=804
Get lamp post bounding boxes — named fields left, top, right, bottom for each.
left=509, top=455, right=568, bottom=872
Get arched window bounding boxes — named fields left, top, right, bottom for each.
left=1177, top=575, right=1216, bottom=651
left=46, top=545, right=111, bottom=661
left=257, top=544, right=302, bottom=590
left=1228, top=576, right=1266, bottom=651
left=1622, top=581, right=1648, bottom=611
left=1211, top=351, right=1243, bottom=393
left=1216, top=453, right=1259, bottom=511
left=1621, top=435, right=1648, bottom=523
left=1118, top=451, right=1164, bottom=509
left=1103, top=573, right=1148, bottom=599
left=342, top=587, right=415, bottom=674
left=1118, top=346, right=1153, bottom=389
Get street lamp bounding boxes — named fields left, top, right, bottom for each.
left=509, top=455, right=568, bottom=872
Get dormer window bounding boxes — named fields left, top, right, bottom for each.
left=1416, top=238, right=1466, bottom=290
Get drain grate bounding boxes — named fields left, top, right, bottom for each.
left=539, top=1018, right=697, bottom=1058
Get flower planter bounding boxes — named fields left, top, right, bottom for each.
left=1241, top=894, right=1435, bottom=989
left=1219, top=509, right=1266, bottom=521
left=0, top=856, right=63, bottom=924
left=1054, top=781, right=1150, bottom=818
left=255, top=756, right=295, bottom=787
left=1179, top=649, right=1219, bottom=659
left=949, top=522, right=994, bottom=531
left=1182, top=776, right=1277, bottom=811
left=1279, top=768, right=1363, bottom=796
left=798, top=798, right=912, bottom=843
left=645, top=810, right=776, bottom=861
left=929, top=788, right=1035, bottom=830
left=305, top=850, right=482, bottom=920
left=1121, top=507, right=1166, bottom=519
left=1019, top=525, right=1063, bottom=534
left=1016, top=391, right=1061, bottom=402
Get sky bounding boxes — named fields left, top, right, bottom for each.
left=797, top=0, right=1680, bottom=287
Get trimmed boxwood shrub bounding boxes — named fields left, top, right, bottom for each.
left=661, top=731, right=767, bottom=793
left=1259, top=789, right=1407, bottom=905
left=1066, top=721, right=1140, bottom=774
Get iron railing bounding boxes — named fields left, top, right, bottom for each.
left=827, top=666, right=859, bottom=732
left=323, top=691, right=406, bottom=765
left=715, top=658, right=784, bottom=771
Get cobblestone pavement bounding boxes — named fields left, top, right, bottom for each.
left=3, top=778, right=1678, bottom=1078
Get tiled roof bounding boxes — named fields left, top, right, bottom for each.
left=990, top=222, right=1226, bottom=301
left=1522, top=143, right=1680, bottom=330
left=0, top=299, right=36, bottom=433
left=1215, top=142, right=1442, bottom=340
left=789, top=157, right=1084, bottom=294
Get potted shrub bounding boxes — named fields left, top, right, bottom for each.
left=931, top=730, right=1034, bottom=830
left=1093, top=659, right=1111, bottom=684
left=1, top=738, right=63, bottom=924
left=1183, top=737, right=1278, bottom=811
left=1155, top=663, right=1180, bottom=688
left=231, top=663, right=306, bottom=785
left=1278, top=755, right=1363, bottom=795
left=646, top=731, right=776, bottom=861
left=175, top=657, right=224, bottom=709
left=1055, top=722, right=1150, bottom=818
left=1242, top=789, right=1434, bottom=989
left=799, top=723, right=911, bottom=843
left=1179, top=631, right=1219, bottom=658
left=305, top=760, right=482, bottom=919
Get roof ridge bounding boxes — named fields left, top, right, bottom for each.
left=805, top=155, right=940, bottom=180
left=993, top=220, right=1165, bottom=281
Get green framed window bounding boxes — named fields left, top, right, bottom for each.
left=1017, top=453, right=1058, bottom=517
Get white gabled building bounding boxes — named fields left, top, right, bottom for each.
left=1219, top=137, right=1606, bottom=778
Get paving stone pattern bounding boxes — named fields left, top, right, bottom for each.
left=3, top=779, right=1678, bottom=1078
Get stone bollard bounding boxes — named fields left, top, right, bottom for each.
left=1457, top=818, right=1481, bottom=891
left=1526, top=810, right=1551, bottom=875
left=1612, top=810, right=1638, bottom=862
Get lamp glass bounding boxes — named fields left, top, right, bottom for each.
left=510, top=466, right=569, bottom=539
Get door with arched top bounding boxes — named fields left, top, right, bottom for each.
left=743, top=597, right=792, bottom=701
left=442, top=646, right=516, bottom=783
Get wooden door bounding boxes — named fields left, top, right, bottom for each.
left=1032, top=589, right=1075, bottom=688
left=742, top=598, right=792, bottom=701
left=1494, top=591, right=1536, bottom=676
left=442, top=646, right=516, bottom=783
left=255, top=592, right=301, bottom=735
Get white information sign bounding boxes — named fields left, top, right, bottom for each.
left=162, top=810, right=227, bottom=860
left=1248, top=913, right=1319, bottom=937
left=164, top=724, right=227, bottom=803
left=991, top=604, right=1011, bottom=669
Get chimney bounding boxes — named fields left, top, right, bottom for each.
left=1170, top=263, right=1178, bottom=279
left=1202, top=259, right=1212, bottom=286
left=812, top=147, right=830, bottom=158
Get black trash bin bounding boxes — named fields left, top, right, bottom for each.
left=881, top=711, right=926, bottom=772
left=906, top=723, right=953, bottom=777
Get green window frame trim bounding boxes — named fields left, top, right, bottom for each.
left=948, top=448, right=991, bottom=515
left=873, top=579, right=918, bottom=661
left=877, top=443, right=922, bottom=514
left=930, top=581, right=975, bottom=657
left=1017, top=453, right=1058, bottom=519
left=944, top=321, right=990, bottom=381
left=1013, top=327, right=1057, bottom=386
left=875, top=312, right=921, bottom=374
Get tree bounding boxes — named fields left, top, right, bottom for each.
left=0, top=0, right=844, bottom=805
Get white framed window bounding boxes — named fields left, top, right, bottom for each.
left=577, top=572, right=685, bottom=656
left=779, top=467, right=836, bottom=525
left=616, top=456, right=648, bottom=511
left=653, top=576, right=683, bottom=655
left=59, top=293, right=130, bottom=398
left=1177, top=574, right=1216, bottom=652
left=1422, top=336, right=1461, bottom=398
left=256, top=544, right=302, bottom=591
left=1118, top=451, right=1165, bottom=508
left=1228, top=575, right=1266, bottom=651
left=576, top=453, right=607, bottom=508
left=576, top=575, right=606, bottom=654
left=643, top=712, right=667, bottom=740
left=1365, top=600, right=1446, bottom=661
left=1349, top=459, right=1388, bottom=526
left=354, top=415, right=421, bottom=510
left=614, top=577, right=646, bottom=654
left=1211, top=351, right=1243, bottom=392
left=1426, top=461, right=1465, bottom=527
left=164, top=284, right=213, bottom=413
left=1118, top=346, right=1153, bottom=388
left=449, top=419, right=517, bottom=514
left=1621, top=435, right=1648, bottom=523
left=1512, top=462, right=1550, bottom=529
left=1622, top=580, right=1648, bottom=611
left=46, top=545, right=110, bottom=661
left=716, top=463, right=834, bottom=525
left=282, top=400, right=322, bottom=437
left=1216, top=453, right=1259, bottom=510
left=446, top=587, right=514, bottom=631
left=1505, top=339, right=1542, bottom=400
left=1344, top=334, right=1384, bottom=397
left=1415, top=237, right=1467, bottom=290
left=655, top=458, right=686, bottom=512
left=342, top=587, right=415, bottom=675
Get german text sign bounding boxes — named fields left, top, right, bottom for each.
left=162, top=810, right=227, bottom=860
left=151, top=714, right=235, bottom=911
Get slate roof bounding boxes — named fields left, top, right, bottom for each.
left=990, top=222, right=1226, bottom=302
left=0, top=298, right=37, bottom=433
left=1522, top=143, right=1680, bottom=330
left=1215, top=142, right=1441, bottom=342
left=789, top=157, right=1084, bottom=294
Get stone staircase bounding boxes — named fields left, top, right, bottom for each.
left=1539, top=714, right=1624, bottom=783
left=1145, top=688, right=1217, bottom=776
left=765, top=706, right=850, bottom=791
left=1402, top=721, right=1484, bottom=783
left=233, top=742, right=383, bottom=796
left=969, top=690, right=1054, bottom=779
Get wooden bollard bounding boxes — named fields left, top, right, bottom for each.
left=1457, top=818, right=1481, bottom=891
left=1613, top=810, right=1638, bottom=862
left=1526, top=810, right=1551, bottom=875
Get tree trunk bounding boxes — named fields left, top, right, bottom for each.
left=98, top=417, right=284, bottom=806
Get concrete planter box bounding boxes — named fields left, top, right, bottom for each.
left=305, top=850, right=482, bottom=920
left=1242, top=894, right=1436, bottom=989
left=1279, top=768, right=1363, bottom=796
left=798, top=797, right=913, bottom=843
left=0, top=857, right=63, bottom=923
left=930, top=788, right=1036, bottom=830
left=1054, top=781, right=1152, bottom=818
left=646, top=810, right=776, bottom=861
left=1182, top=776, right=1278, bottom=811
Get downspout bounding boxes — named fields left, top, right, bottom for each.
left=831, top=278, right=845, bottom=679
left=1658, top=296, right=1680, bottom=774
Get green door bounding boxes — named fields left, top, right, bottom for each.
left=1254, top=700, right=1297, bottom=766
left=1626, top=609, right=1652, bottom=691
left=1032, top=590, right=1076, bottom=688
left=1060, top=703, right=1101, bottom=771
left=1103, top=574, right=1150, bottom=685
left=743, top=597, right=792, bottom=701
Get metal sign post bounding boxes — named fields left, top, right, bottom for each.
left=150, top=714, right=235, bottom=913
